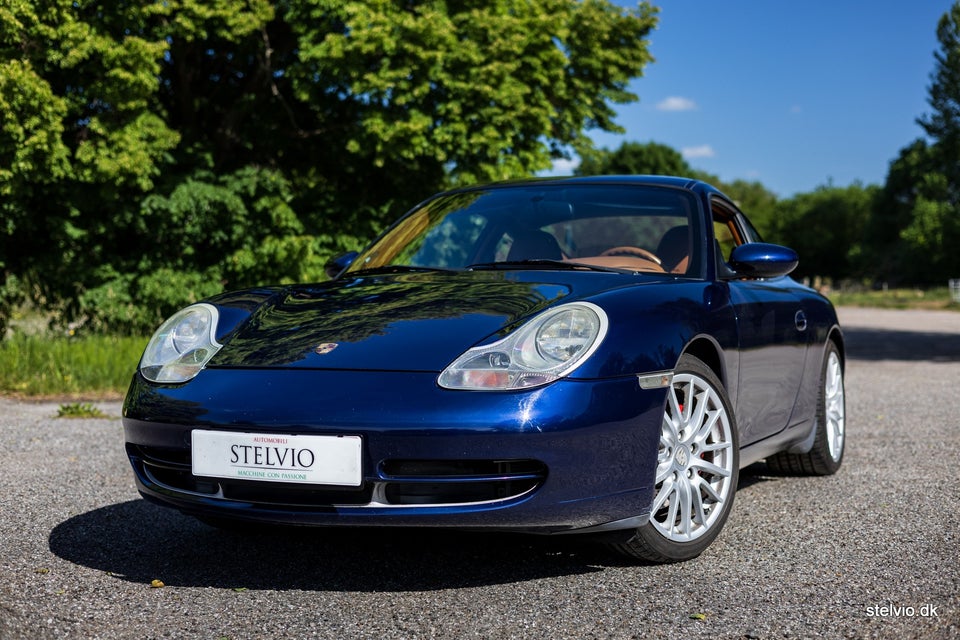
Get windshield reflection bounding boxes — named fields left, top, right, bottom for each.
left=348, top=184, right=701, bottom=277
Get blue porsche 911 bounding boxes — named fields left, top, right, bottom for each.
left=123, top=176, right=845, bottom=563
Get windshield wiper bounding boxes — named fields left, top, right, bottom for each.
left=349, top=265, right=453, bottom=276
left=466, top=259, right=631, bottom=274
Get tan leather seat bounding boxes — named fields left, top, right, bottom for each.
left=656, top=226, right=690, bottom=273
left=507, top=230, right=563, bottom=262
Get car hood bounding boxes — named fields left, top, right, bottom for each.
left=210, top=270, right=647, bottom=372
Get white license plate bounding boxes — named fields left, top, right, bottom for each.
left=191, top=430, right=362, bottom=486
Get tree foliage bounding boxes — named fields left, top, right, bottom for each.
left=772, top=183, right=876, bottom=282
left=866, top=1, right=960, bottom=284
left=6, top=0, right=959, bottom=338
left=575, top=141, right=780, bottom=240
left=918, top=1, right=960, bottom=198
left=576, top=3, right=960, bottom=287
left=576, top=141, right=693, bottom=177
left=0, top=0, right=658, bottom=335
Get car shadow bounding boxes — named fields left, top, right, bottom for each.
left=51, top=468, right=794, bottom=590
left=49, top=500, right=626, bottom=591
left=50, top=464, right=819, bottom=589
left=735, top=462, right=782, bottom=490
left=842, top=325, right=960, bottom=362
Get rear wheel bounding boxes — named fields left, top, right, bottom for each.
left=767, top=342, right=845, bottom=476
left=610, top=354, right=739, bottom=563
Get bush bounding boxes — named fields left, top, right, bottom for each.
left=62, top=166, right=368, bottom=335
left=0, top=272, right=26, bottom=338
left=77, top=267, right=224, bottom=335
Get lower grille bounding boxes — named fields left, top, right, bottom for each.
left=378, top=459, right=546, bottom=505
left=128, top=444, right=546, bottom=508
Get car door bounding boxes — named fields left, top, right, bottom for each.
left=713, top=200, right=811, bottom=445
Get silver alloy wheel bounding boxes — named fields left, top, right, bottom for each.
left=651, top=371, right=736, bottom=542
left=824, top=350, right=845, bottom=462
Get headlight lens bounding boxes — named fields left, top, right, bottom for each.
left=140, top=303, right=222, bottom=383
left=438, top=302, right=608, bottom=390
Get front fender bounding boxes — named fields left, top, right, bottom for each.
left=570, top=282, right=738, bottom=380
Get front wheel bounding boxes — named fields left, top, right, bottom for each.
left=610, top=354, right=739, bottom=563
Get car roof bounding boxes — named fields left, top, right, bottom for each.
left=446, top=175, right=729, bottom=201
left=537, top=174, right=701, bottom=189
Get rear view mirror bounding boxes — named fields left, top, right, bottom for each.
left=324, top=251, right=359, bottom=279
left=728, top=243, right=798, bottom=278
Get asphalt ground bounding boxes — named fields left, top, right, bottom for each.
left=0, top=307, right=957, bottom=639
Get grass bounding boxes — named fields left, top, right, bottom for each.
left=826, top=285, right=960, bottom=310
left=57, top=402, right=109, bottom=419
left=0, top=333, right=146, bottom=398
left=0, top=285, right=957, bottom=400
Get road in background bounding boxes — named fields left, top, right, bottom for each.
left=0, top=307, right=957, bottom=639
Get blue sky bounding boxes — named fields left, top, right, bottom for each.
left=560, top=1, right=951, bottom=197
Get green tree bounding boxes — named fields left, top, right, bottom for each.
left=865, top=1, right=960, bottom=284
left=575, top=141, right=780, bottom=239
left=904, top=1, right=960, bottom=280
left=1, top=0, right=180, bottom=332
left=864, top=140, right=937, bottom=282
left=919, top=1, right=960, bottom=199
left=698, top=176, right=780, bottom=241
left=0, top=0, right=659, bottom=335
left=283, top=0, right=657, bottom=223
left=576, top=140, right=693, bottom=177
left=775, top=183, right=876, bottom=282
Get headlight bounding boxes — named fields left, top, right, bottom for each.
left=438, top=302, right=608, bottom=390
left=139, top=303, right=222, bottom=383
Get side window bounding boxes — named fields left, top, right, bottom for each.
left=711, top=198, right=748, bottom=265
left=713, top=219, right=738, bottom=263
left=738, top=214, right=764, bottom=243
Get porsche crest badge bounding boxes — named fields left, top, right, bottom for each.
left=314, top=343, right=339, bottom=355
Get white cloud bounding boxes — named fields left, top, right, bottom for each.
left=544, top=157, right=580, bottom=176
left=656, top=96, right=698, bottom=112
left=681, top=145, right=716, bottom=159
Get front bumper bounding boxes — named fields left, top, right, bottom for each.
left=123, top=368, right=665, bottom=534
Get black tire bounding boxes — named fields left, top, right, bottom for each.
left=609, top=354, right=739, bottom=563
left=766, top=342, right=845, bottom=476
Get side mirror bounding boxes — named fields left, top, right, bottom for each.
left=324, top=251, right=359, bottom=279
left=728, top=243, right=798, bottom=278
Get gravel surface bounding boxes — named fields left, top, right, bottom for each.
left=0, top=307, right=958, bottom=639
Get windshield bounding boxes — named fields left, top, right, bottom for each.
left=347, top=184, right=702, bottom=276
